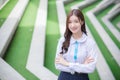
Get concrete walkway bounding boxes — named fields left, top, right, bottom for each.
left=117, top=22, right=120, bottom=29
left=56, top=0, right=74, bottom=36
left=56, top=0, right=67, bottom=36
left=86, top=25, right=115, bottom=80
left=102, top=8, right=120, bottom=42
left=0, top=0, right=9, bottom=10
left=93, top=0, right=115, bottom=14
left=108, top=3, right=120, bottom=14
left=0, top=58, right=25, bottom=80
left=0, top=0, right=29, bottom=57
left=71, top=0, right=96, bottom=10
left=0, top=0, right=29, bottom=80
left=26, top=0, right=57, bottom=80
left=86, top=0, right=120, bottom=66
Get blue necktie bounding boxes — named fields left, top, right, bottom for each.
left=74, top=41, right=78, bottom=62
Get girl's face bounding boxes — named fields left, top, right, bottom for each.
left=68, top=15, right=82, bottom=34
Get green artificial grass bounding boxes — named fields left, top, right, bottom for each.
left=111, top=14, right=120, bottom=32
left=85, top=14, right=120, bottom=80
left=65, top=0, right=83, bottom=14
left=65, top=1, right=100, bottom=80
left=0, top=0, right=18, bottom=27
left=44, top=0, right=60, bottom=76
left=82, top=3, right=120, bottom=80
left=96, top=4, right=120, bottom=49
left=4, top=0, right=40, bottom=80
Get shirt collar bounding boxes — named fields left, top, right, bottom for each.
left=70, top=33, right=87, bottom=44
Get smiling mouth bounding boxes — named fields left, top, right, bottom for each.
left=71, top=28, right=77, bottom=31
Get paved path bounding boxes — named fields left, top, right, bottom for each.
left=108, top=3, right=120, bottom=14
left=86, top=11, right=120, bottom=66
left=86, top=25, right=115, bottom=80
left=26, top=0, right=57, bottom=80
left=56, top=0, right=67, bottom=36
left=117, top=22, right=120, bottom=29
left=86, top=0, right=120, bottom=66
left=0, top=0, right=29, bottom=57
left=0, top=58, right=25, bottom=80
left=71, top=0, right=96, bottom=10
left=102, top=8, right=120, bottom=42
left=0, top=0, right=9, bottom=10
left=0, top=0, right=28, bottom=79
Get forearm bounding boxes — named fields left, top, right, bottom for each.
left=69, top=62, right=96, bottom=73
left=55, top=63, right=73, bottom=73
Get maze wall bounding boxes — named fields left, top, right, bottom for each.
left=0, top=0, right=120, bottom=80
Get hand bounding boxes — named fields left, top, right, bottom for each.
left=55, top=54, right=69, bottom=66
left=84, top=56, right=94, bottom=64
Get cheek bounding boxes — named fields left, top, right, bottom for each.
left=78, top=25, right=82, bottom=30
left=68, top=25, right=72, bottom=30
left=68, top=26, right=72, bottom=32
left=79, top=23, right=83, bottom=28
left=76, top=24, right=81, bottom=30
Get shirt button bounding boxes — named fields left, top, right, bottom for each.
left=71, top=71, right=75, bottom=75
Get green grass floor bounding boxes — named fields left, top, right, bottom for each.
left=3, top=0, right=40, bottom=80
left=2, top=0, right=120, bottom=80
left=82, top=2, right=120, bottom=80
left=44, top=0, right=60, bottom=76
left=111, top=14, right=120, bottom=32
left=96, top=4, right=120, bottom=49
left=85, top=10, right=120, bottom=80
left=0, top=0, right=18, bottom=27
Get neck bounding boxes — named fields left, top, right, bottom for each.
left=72, top=32, right=83, bottom=40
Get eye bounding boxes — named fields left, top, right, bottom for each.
left=74, top=20, right=79, bottom=23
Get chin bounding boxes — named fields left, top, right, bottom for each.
left=71, top=31, right=78, bottom=34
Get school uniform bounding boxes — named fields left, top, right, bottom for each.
left=55, top=33, right=97, bottom=80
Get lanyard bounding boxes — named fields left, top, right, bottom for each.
left=74, top=41, right=78, bottom=62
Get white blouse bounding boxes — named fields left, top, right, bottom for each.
left=55, top=33, right=97, bottom=74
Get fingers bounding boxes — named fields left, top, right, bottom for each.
left=87, top=58, right=94, bottom=63
left=55, top=58, right=60, bottom=64
left=84, top=56, right=94, bottom=64
left=55, top=54, right=63, bottom=64
left=86, top=56, right=92, bottom=59
left=55, top=54, right=67, bottom=66
left=86, top=56, right=94, bottom=61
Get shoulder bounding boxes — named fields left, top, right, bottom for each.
left=58, top=36, right=65, bottom=44
left=56, top=36, right=65, bottom=48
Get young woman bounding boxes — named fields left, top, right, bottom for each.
left=55, top=9, right=97, bottom=80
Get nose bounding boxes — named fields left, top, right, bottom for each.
left=71, top=22, right=75, bottom=27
